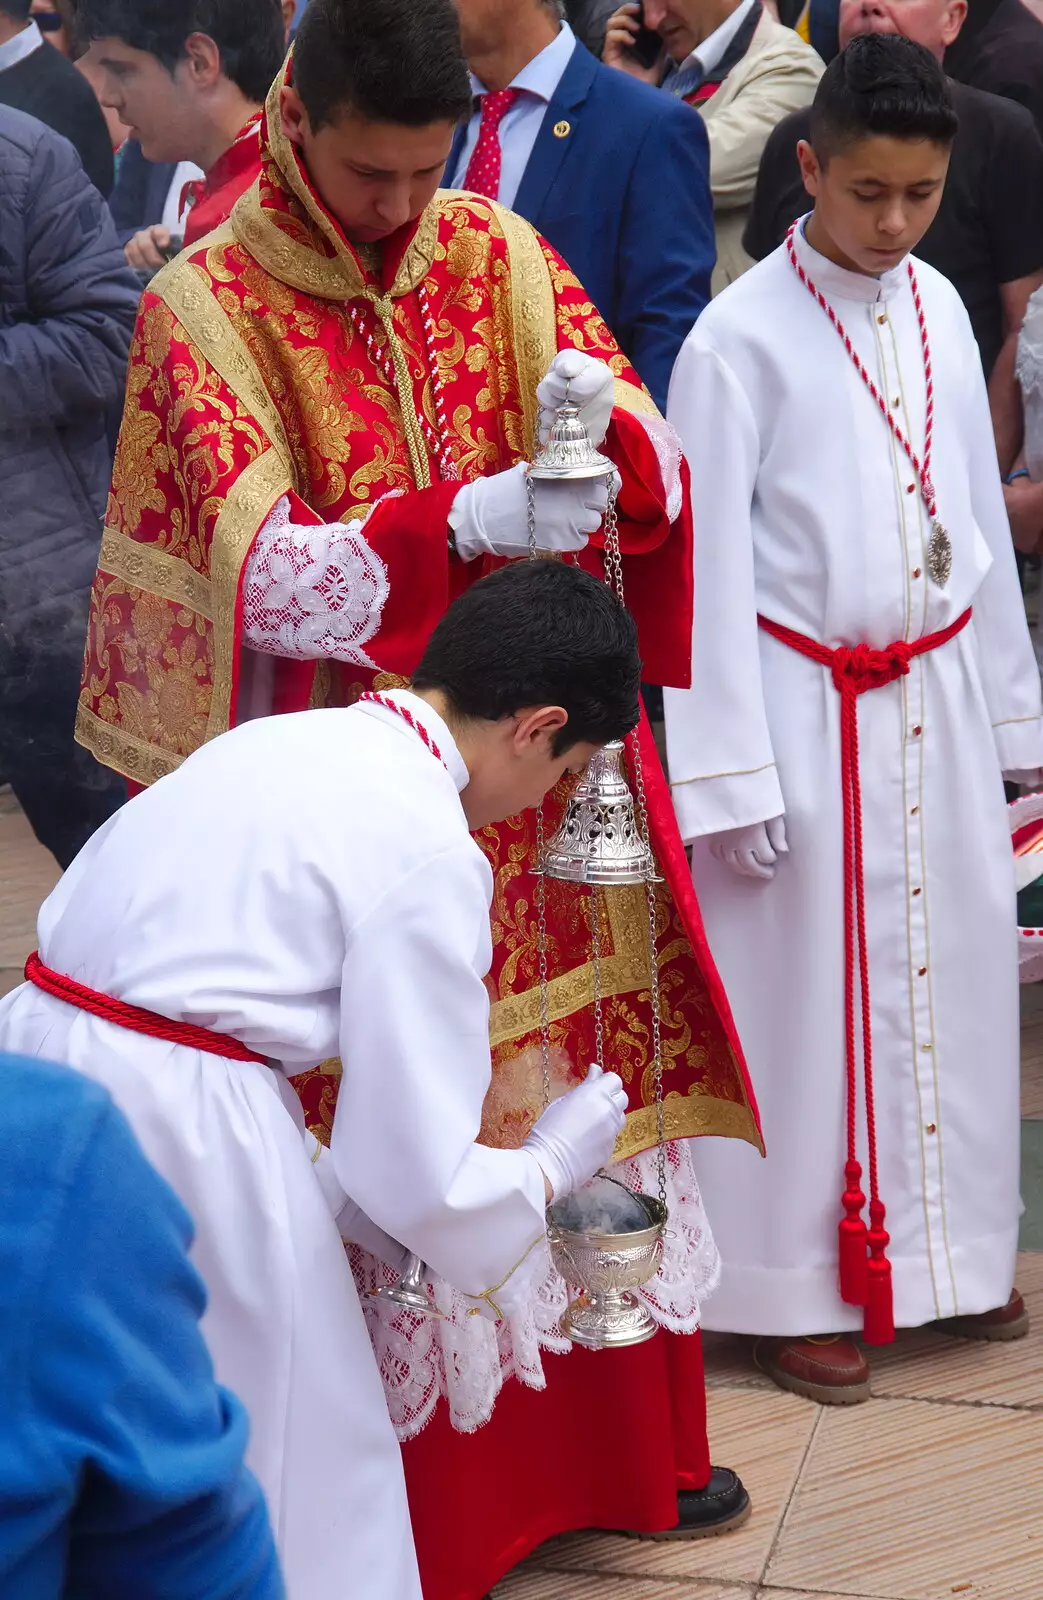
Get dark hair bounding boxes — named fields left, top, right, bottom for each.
left=412, top=562, right=642, bottom=756
left=293, top=0, right=472, bottom=132
left=75, top=0, right=285, bottom=103
left=810, top=34, right=958, bottom=164
left=0, top=0, right=32, bottom=21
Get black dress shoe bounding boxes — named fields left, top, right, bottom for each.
left=625, top=1467, right=751, bottom=1541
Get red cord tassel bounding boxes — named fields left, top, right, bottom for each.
left=863, top=1198, right=894, bottom=1344
left=838, top=1158, right=868, bottom=1305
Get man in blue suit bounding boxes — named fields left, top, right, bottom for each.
left=449, top=0, right=714, bottom=409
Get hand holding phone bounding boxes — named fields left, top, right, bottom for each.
left=603, top=3, right=666, bottom=81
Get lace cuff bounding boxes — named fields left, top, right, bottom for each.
left=241, top=494, right=393, bottom=667
left=633, top=411, right=684, bottom=524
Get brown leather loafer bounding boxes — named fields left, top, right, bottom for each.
left=754, top=1334, right=871, bottom=1404
left=933, top=1288, right=1030, bottom=1342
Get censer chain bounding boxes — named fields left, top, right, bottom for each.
left=527, top=429, right=666, bottom=1204
left=602, top=493, right=668, bottom=1210
left=590, top=879, right=606, bottom=1074
left=534, top=802, right=553, bottom=1113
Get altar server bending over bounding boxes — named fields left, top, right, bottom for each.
left=665, top=35, right=1043, bottom=1405
left=0, top=560, right=633, bottom=1600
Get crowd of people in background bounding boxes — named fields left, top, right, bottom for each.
left=4, top=0, right=1043, bottom=1593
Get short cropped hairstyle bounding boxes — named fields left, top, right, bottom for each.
left=293, top=0, right=472, bottom=133
left=75, top=0, right=286, bottom=104
left=412, top=561, right=642, bottom=757
left=811, top=33, right=958, bottom=165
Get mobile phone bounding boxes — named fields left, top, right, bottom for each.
left=630, top=3, right=664, bottom=69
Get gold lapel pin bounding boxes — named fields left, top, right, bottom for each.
left=553, top=120, right=571, bottom=139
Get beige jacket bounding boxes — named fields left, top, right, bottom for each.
left=699, top=9, right=823, bottom=293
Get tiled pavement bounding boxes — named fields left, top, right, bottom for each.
left=492, top=1014, right=1043, bottom=1598
left=3, top=798, right=1043, bottom=1600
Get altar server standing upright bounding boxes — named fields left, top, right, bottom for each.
left=665, top=35, right=1043, bottom=1404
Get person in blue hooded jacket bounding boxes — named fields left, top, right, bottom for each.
left=0, top=1049, right=283, bottom=1600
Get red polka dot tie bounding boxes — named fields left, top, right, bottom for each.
left=462, top=88, right=520, bottom=201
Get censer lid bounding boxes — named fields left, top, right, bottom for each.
left=536, top=741, right=663, bottom=886
left=528, top=400, right=616, bottom=484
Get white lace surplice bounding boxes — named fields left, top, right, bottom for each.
left=242, top=494, right=395, bottom=667
left=350, top=1139, right=718, bottom=1441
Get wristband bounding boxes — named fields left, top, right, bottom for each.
left=1006, top=468, right=1031, bottom=486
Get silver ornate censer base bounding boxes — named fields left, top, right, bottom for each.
left=372, top=1252, right=446, bottom=1319
left=546, top=1193, right=667, bottom=1349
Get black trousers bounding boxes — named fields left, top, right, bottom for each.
left=1, top=625, right=125, bottom=869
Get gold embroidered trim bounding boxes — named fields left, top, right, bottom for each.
left=156, top=249, right=294, bottom=471
left=75, top=703, right=183, bottom=787
left=992, top=713, right=1043, bottom=728
left=491, top=199, right=557, bottom=451
left=206, top=448, right=294, bottom=741
left=367, top=293, right=431, bottom=489
left=614, top=376, right=659, bottom=419
left=97, top=527, right=214, bottom=620
left=488, top=885, right=650, bottom=1047
left=669, top=761, right=776, bottom=788
left=617, top=1089, right=762, bottom=1158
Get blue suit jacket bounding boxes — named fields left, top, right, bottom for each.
left=450, top=42, right=714, bottom=409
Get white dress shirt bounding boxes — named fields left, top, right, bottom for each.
left=161, top=160, right=206, bottom=235
left=0, top=19, right=43, bottom=73
left=679, top=0, right=757, bottom=80
left=449, top=21, right=577, bottom=209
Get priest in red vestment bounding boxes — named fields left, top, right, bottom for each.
left=77, top=0, right=762, bottom=1592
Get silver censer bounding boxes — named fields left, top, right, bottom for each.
left=528, top=382, right=669, bottom=1350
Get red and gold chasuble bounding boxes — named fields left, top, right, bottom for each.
left=78, top=68, right=761, bottom=1159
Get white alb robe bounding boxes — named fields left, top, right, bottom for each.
left=664, top=225, right=1043, bottom=1336
left=0, top=693, right=548, bottom=1600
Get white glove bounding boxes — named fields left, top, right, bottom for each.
left=537, top=349, right=616, bottom=447
left=523, top=1063, right=629, bottom=1202
left=448, top=461, right=610, bottom=560
left=709, top=816, right=788, bottom=882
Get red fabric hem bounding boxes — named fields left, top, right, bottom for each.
left=403, top=1330, right=710, bottom=1600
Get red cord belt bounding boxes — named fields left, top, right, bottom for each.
left=24, top=951, right=269, bottom=1066
left=757, top=606, right=972, bottom=1344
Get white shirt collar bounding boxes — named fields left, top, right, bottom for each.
left=792, top=214, right=908, bottom=305
left=0, top=20, right=44, bottom=73
left=358, top=689, right=471, bottom=795
left=679, top=0, right=757, bottom=78
left=469, top=21, right=576, bottom=103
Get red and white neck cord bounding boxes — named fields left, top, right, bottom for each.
left=785, top=223, right=940, bottom=528
left=349, top=285, right=458, bottom=482
left=359, top=692, right=449, bottom=774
